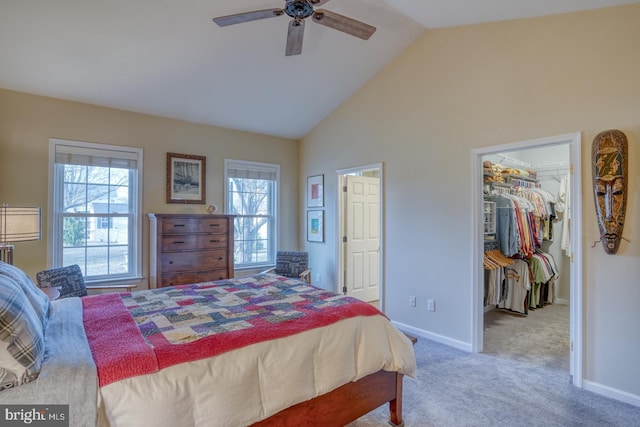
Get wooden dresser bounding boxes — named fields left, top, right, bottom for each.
left=148, top=213, right=235, bottom=288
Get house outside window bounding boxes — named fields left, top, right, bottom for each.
left=97, top=216, right=112, bottom=229
left=225, top=159, right=279, bottom=270
left=49, top=139, right=143, bottom=285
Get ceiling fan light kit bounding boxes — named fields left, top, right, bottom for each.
left=213, top=0, right=376, bottom=56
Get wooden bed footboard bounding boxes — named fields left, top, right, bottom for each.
left=252, top=370, right=404, bottom=426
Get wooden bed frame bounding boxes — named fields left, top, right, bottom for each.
left=253, top=370, right=404, bottom=426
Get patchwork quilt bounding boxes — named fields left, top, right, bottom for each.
left=83, top=274, right=380, bottom=386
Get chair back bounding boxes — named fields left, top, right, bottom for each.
left=274, top=251, right=308, bottom=278
left=36, top=264, right=87, bottom=298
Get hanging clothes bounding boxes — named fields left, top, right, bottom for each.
left=484, top=161, right=563, bottom=315
left=527, top=251, right=559, bottom=308
left=483, top=250, right=515, bottom=307
left=495, top=195, right=518, bottom=257
left=497, top=259, right=531, bottom=315
left=494, top=193, right=536, bottom=258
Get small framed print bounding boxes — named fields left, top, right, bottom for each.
left=307, top=210, right=324, bottom=243
left=166, top=153, right=206, bottom=204
left=307, top=174, right=324, bottom=207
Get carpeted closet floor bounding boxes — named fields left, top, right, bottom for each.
left=483, top=302, right=570, bottom=371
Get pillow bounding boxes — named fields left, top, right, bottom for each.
left=0, top=276, right=44, bottom=390
left=35, top=264, right=87, bottom=299
left=0, top=261, right=49, bottom=329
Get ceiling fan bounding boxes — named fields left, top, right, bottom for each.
left=212, top=0, right=376, bottom=56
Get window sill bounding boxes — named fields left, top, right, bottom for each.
left=86, top=283, right=138, bottom=292
left=85, top=276, right=145, bottom=292
left=235, top=266, right=274, bottom=276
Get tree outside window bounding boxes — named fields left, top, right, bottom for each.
left=225, top=160, right=278, bottom=269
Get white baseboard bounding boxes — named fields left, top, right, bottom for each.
left=583, top=380, right=640, bottom=407
left=555, top=298, right=569, bottom=305
left=391, top=320, right=472, bottom=352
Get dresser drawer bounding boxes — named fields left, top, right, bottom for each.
left=161, top=235, right=198, bottom=252
left=160, top=269, right=229, bottom=287
left=161, top=249, right=228, bottom=273
left=197, top=234, right=228, bottom=249
left=161, top=234, right=228, bottom=251
left=161, top=218, right=200, bottom=234
left=198, top=218, right=229, bottom=234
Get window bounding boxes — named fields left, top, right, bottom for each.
left=50, top=139, right=143, bottom=285
left=225, top=159, right=279, bottom=269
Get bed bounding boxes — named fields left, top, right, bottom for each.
left=0, top=262, right=416, bottom=427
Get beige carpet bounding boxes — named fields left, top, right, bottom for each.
left=483, top=302, right=570, bottom=371
left=348, top=326, right=640, bottom=427
left=348, top=303, right=640, bottom=426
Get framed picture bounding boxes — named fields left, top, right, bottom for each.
left=166, top=153, right=206, bottom=204
left=307, top=210, right=324, bottom=243
left=307, top=174, right=324, bottom=207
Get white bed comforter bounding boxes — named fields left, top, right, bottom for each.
left=97, top=313, right=416, bottom=427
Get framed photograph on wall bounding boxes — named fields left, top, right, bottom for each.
left=307, top=174, right=324, bottom=207
left=307, top=210, right=324, bottom=243
left=166, top=152, right=206, bottom=204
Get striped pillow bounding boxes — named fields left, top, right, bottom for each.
left=0, top=276, right=44, bottom=390
left=0, top=261, right=49, bottom=329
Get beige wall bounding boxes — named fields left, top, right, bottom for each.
left=0, top=89, right=299, bottom=284
left=301, top=4, right=640, bottom=398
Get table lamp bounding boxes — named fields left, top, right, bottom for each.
left=0, top=203, right=42, bottom=264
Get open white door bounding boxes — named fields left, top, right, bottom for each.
left=344, top=175, right=380, bottom=302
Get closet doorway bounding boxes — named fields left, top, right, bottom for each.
left=337, top=164, right=384, bottom=308
left=471, top=133, right=583, bottom=387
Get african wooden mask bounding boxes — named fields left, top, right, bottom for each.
left=592, top=129, right=628, bottom=254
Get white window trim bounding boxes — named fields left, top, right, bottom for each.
left=48, top=138, right=144, bottom=285
left=224, top=159, right=279, bottom=271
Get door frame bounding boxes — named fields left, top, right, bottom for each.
left=470, top=132, right=583, bottom=387
left=336, top=163, right=384, bottom=309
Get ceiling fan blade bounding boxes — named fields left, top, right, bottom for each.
left=312, top=9, right=376, bottom=40
left=213, top=9, right=284, bottom=27
left=286, top=19, right=305, bottom=56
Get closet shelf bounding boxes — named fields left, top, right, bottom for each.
left=503, top=174, right=538, bottom=183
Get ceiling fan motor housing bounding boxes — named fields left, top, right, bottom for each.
left=284, top=1, right=315, bottom=19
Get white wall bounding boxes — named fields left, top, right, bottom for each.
left=301, top=4, right=640, bottom=399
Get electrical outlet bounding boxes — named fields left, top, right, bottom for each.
left=427, top=299, right=435, bottom=312
left=315, top=273, right=321, bottom=284
left=409, top=296, right=416, bottom=307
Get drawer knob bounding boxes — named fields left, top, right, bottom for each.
left=210, top=240, right=220, bottom=243
left=174, top=241, right=185, bottom=244
left=173, top=224, right=186, bottom=228
left=209, top=224, right=220, bottom=227
left=169, top=261, right=173, bottom=264
left=218, top=257, right=223, bottom=260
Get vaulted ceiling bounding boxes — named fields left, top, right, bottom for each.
left=1, top=0, right=637, bottom=139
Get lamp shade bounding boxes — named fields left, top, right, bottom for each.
left=0, top=206, right=41, bottom=243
